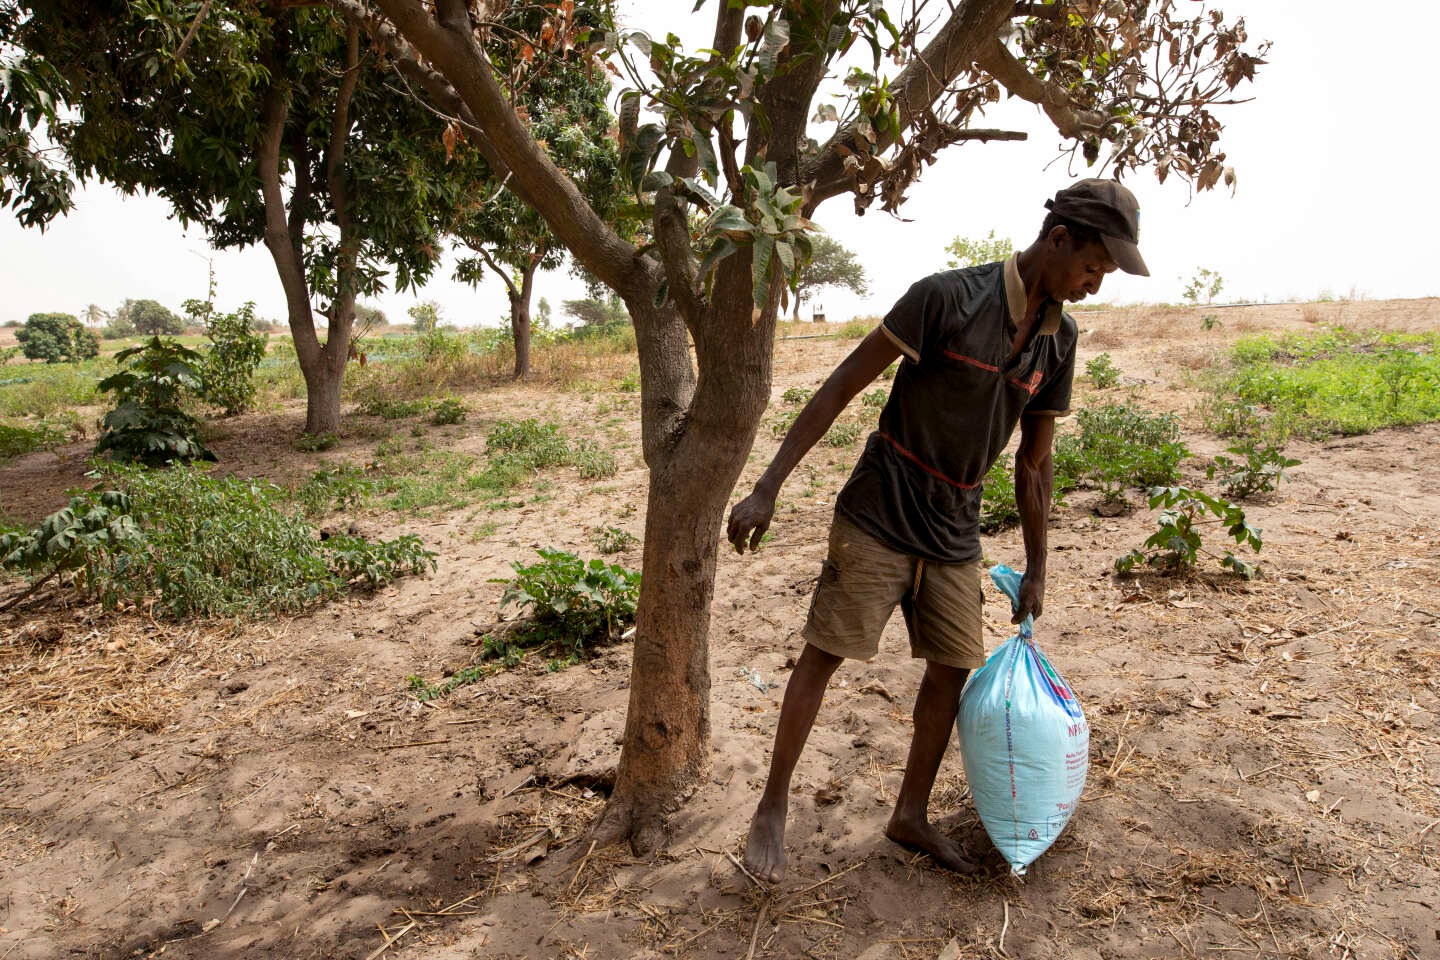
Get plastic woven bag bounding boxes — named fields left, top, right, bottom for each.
left=956, top=564, right=1088, bottom=875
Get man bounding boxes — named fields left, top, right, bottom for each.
left=726, top=179, right=1149, bottom=882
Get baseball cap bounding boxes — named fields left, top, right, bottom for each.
left=1044, top=179, right=1149, bottom=276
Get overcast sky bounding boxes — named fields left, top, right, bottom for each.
left=2, top=3, right=1436, bottom=329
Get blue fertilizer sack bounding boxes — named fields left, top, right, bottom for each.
left=956, top=564, right=1088, bottom=875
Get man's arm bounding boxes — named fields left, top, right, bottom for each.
left=1014, top=412, right=1057, bottom=622
left=727, top=327, right=903, bottom=553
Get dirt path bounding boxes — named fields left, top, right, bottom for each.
left=2, top=299, right=1437, bottom=959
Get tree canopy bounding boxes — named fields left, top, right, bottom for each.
left=10, top=0, right=480, bottom=431
left=791, top=234, right=868, bottom=319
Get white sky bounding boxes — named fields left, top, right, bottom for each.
left=2, top=4, right=1436, bottom=329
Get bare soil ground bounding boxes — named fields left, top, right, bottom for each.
left=2, top=299, right=1438, bottom=960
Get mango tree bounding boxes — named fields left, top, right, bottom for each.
left=344, top=0, right=1267, bottom=851
left=11, top=0, right=480, bottom=434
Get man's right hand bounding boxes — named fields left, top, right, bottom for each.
left=727, top=488, right=776, bottom=554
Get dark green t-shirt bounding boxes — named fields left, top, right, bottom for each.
left=835, top=261, right=1077, bottom=563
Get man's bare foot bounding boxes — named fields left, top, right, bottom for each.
left=743, top=800, right=787, bottom=883
left=884, top=813, right=979, bottom=874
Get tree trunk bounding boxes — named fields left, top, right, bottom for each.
left=300, top=341, right=346, bottom=434
left=509, top=257, right=539, bottom=380
left=594, top=263, right=778, bottom=851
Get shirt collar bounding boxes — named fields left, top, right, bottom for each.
left=1003, top=253, right=1062, bottom=336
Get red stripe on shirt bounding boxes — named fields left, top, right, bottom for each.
left=941, top=349, right=1000, bottom=372
left=1008, top=370, right=1044, bottom=395
left=878, top=433, right=980, bottom=490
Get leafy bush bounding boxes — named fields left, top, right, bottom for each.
left=861, top=388, right=888, bottom=409
left=0, top=490, right=143, bottom=608
left=1085, top=353, right=1120, bottom=389
left=571, top=438, right=618, bottom=479
left=0, top=419, right=65, bottom=461
left=1068, top=403, right=1188, bottom=505
left=430, top=396, right=466, bottom=425
left=592, top=525, right=637, bottom=554
left=357, top=394, right=430, bottom=419
left=979, top=453, right=1019, bottom=532
left=822, top=420, right=863, bottom=447
left=95, top=337, right=214, bottom=464
left=193, top=299, right=267, bottom=416
left=782, top=386, right=813, bottom=405
left=293, top=431, right=340, bottom=452
left=1115, top=486, right=1262, bottom=579
left=1206, top=441, right=1300, bottom=500
left=482, top=548, right=640, bottom=667
left=0, top=463, right=436, bottom=617
left=1215, top=328, right=1440, bottom=437
left=293, top=465, right=381, bottom=517
left=16, top=313, right=99, bottom=363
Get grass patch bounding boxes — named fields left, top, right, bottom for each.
left=1214, top=327, right=1440, bottom=438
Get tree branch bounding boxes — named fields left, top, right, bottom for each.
left=975, top=36, right=1107, bottom=139
left=326, top=18, right=362, bottom=301
left=371, top=0, right=650, bottom=301
left=801, top=0, right=1016, bottom=213
left=473, top=243, right=520, bottom=301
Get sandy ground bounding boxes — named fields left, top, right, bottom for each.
left=1, top=298, right=1438, bottom=959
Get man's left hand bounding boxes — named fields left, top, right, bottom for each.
left=1014, top=570, right=1046, bottom=623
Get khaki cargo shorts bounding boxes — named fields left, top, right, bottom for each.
left=801, top=513, right=986, bottom=670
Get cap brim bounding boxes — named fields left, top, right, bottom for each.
left=1101, top=234, right=1149, bottom=277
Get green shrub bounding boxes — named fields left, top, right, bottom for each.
left=1085, top=353, right=1120, bottom=389
left=822, top=420, right=863, bottom=447
left=193, top=300, right=267, bottom=416
left=782, top=386, right=814, bottom=405
left=592, top=525, right=637, bottom=554
left=1115, top=485, right=1262, bottom=579
left=430, top=397, right=466, bottom=425
left=95, top=337, right=215, bottom=465
left=486, top=418, right=570, bottom=468
left=481, top=548, right=639, bottom=667
left=979, top=453, right=1019, bottom=532
left=293, top=465, right=381, bottom=517
left=0, top=419, right=66, bottom=461
left=861, top=388, right=888, bottom=409
left=0, top=462, right=435, bottom=617
left=1069, top=403, right=1188, bottom=505
left=1206, top=441, right=1300, bottom=501
left=16, top=313, right=99, bottom=364
left=357, top=394, right=430, bottom=420
left=293, top=431, right=340, bottom=452
left=571, top=438, right=618, bottom=479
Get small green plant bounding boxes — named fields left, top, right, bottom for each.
left=484, top=548, right=640, bottom=666
left=1069, top=403, right=1188, bottom=506
left=861, top=388, right=888, bottom=409
left=1085, top=353, right=1120, bottom=389
left=1115, top=485, right=1262, bottom=579
left=1206, top=441, right=1300, bottom=500
left=293, top=465, right=381, bottom=517
left=430, top=397, right=466, bottom=425
left=294, top=431, right=341, bottom=452
left=822, top=420, right=863, bottom=447
left=407, top=662, right=493, bottom=702
left=592, top=525, right=637, bottom=554
left=1181, top=267, right=1224, bottom=306
left=979, top=453, right=1019, bottom=533
left=358, top=395, right=430, bottom=420
left=1201, top=314, right=1221, bottom=331
left=782, top=386, right=814, bottom=405
left=570, top=438, right=618, bottom=479
left=615, top=370, right=641, bottom=393
left=95, top=337, right=215, bottom=464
